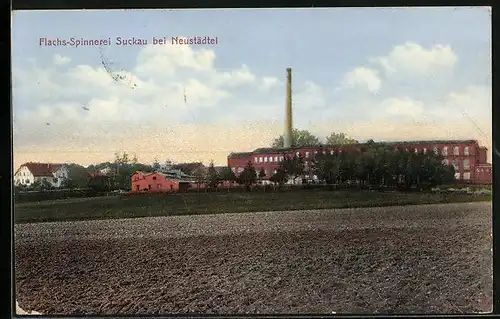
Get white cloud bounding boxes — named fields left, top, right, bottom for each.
left=12, top=40, right=492, bottom=167
left=344, top=67, right=382, bottom=93
left=259, top=76, right=280, bottom=91
left=382, top=97, right=424, bottom=118
left=53, top=54, right=71, bottom=66
left=294, top=80, right=325, bottom=109
left=370, top=42, right=458, bottom=76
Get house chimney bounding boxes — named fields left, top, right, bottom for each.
left=284, top=68, right=293, bottom=148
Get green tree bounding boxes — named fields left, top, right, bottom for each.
left=64, top=163, right=90, bottom=189
left=258, top=168, right=266, bottom=182
left=269, top=168, right=288, bottom=186
left=280, top=153, right=305, bottom=184
left=325, top=132, right=358, bottom=145
left=313, top=151, right=341, bottom=184
left=205, top=161, right=220, bottom=189
left=271, top=129, right=321, bottom=148
left=192, top=165, right=206, bottom=189
left=219, top=167, right=236, bottom=183
left=237, top=161, right=257, bottom=190
left=88, top=175, right=111, bottom=192
left=152, top=157, right=161, bottom=171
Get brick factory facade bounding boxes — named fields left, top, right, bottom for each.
left=227, top=139, right=492, bottom=185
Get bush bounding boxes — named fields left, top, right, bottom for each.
left=14, top=188, right=104, bottom=203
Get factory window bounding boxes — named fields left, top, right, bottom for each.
left=463, top=172, right=470, bottom=180
left=264, top=157, right=268, bottom=163
left=305, top=152, right=309, bottom=158
left=453, top=146, right=459, bottom=156
left=274, top=156, right=278, bottom=162
left=442, top=147, right=448, bottom=156
left=423, top=148, right=427, bottom=154
left=464, top=146, right=470, bottom=156
left=259, top=157, right=263, bottom=163
left=463, top=159, right=470, bottom=170
left=254, top=157, right=258, bottom=163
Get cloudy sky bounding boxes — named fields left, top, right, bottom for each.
left=12, top=7, right=492, bottom=168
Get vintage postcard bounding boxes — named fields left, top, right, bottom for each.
left=12, top=7, right=492, bottom=315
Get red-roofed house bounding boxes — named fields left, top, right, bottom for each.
left=14, top=162, right=69, bottom=188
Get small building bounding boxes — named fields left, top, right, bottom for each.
left=131, top=171, right=191, bottom=193
left=14, top=162, right=69, bottom=188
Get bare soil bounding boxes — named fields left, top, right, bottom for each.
left=15, top=203, right=492, bottom=315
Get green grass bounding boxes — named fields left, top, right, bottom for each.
left=14, top=189, right=492, bottom=224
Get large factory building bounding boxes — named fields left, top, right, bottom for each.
left=227, top=68, right=492, bottom=185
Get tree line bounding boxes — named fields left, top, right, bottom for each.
left=212, top=144, right=456, bottom=191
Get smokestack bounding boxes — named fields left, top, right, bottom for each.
left=284, top=68, right=293, bottom=148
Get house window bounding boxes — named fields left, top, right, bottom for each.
left=464, top=147, right=469, bottom=156
left=454, top=172, right=461, bottom=180
left=314, top=151, right=318, bottom=155
left=453, top=146, right=459, bottom=156
left=274, top=156, right=278, bottom=162
left=279, top=156, right=284, bottom=161
left=414, top=149, right=418, bottom=153
left=254, top=158, right=258, bottom=163
left=330, top=150, right=334, bottom=155
left=305, top=152, right=309, bottom=158
left=259, top=157, right=263, bottom=163
left=452, top=160, right=458, bottom=169
left=463, top=159, right=470, bottom=170
left=442, top=147, right=448, bottom=156
left=231, top=167, right=236, bottom=172
left=433, top=147, right=439, bottom=154
left=463, top=172, right=471, bottom=180
left=296, top=152, right=300, bottom=157
left=443, top=159, right=449, bottom=165
left=423, top=148, right=427, bottom=154
left=264, top=157, right=268, bottom=163
left=237, top=167, right=244, bottom=173
left=273, top=169, right=277, bottom=174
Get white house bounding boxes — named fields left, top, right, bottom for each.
left=14, top=162, right=69, bottom=188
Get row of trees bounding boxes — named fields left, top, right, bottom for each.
left=271, top=129, right=357, bottom=148
left=229, top=144, right=456, bottom=191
